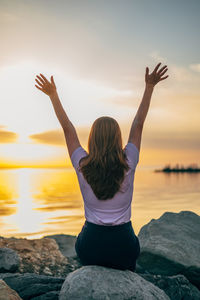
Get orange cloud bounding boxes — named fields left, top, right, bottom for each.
left=0, top=128, right=18, bottom=143
left=29, top=127, right=90, bottom=147
left=29, top=129, right=65, bottom=146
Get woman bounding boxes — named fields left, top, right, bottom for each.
left=35, top=63, right=169, bottom=271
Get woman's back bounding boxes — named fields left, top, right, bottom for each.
left=71, top=142, right=139, bottom=225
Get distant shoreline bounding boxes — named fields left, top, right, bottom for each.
left=155, top=164, right=200, bottom=173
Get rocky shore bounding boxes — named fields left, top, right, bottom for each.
left=0, top=210, right=199, bottom=299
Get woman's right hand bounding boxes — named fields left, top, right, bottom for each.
left=35, top=74, right=57, bottom=97
left=145, top=63, right=169, bottom=86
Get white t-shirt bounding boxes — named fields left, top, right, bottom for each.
left=70, top=142, right=139, bottom=225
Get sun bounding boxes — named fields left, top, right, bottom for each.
left=0, top=61, right=60, bottom=140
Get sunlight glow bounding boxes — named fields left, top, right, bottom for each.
left=7, top=169, right=45, bottom=234
left=0, top=143, right=65, bottom=165
left=0, top=61, right=134, bottom=135
left=0, top=61, right=136, bottom=165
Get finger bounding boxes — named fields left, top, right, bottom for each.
left=35, top=84, right=43, bottom=91
left=158, top=65, right=167, bottom=74
left=36, top=75, right=45, bottom=85
left=159, top=68, right=168, bottom=77
left=35, top=78, right=44, bottom=87
left=159, top=75, right=169, bottom=81
left=40, top=73, right=49, bottom=83
left=153, top=62, right=162, bottom=73
left=51, top=75, right=56, bottom=87
left=145, top=67, right=149, bottom=80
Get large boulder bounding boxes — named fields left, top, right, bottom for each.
left=0, top=273, right=65, bottom=300
left=0, top=279, right=22, bottom=300
left=140, top=273, right=200, bottom=300
left=59, top=265, right=170, bottom=300
left=0, top=237, right=72, bottom=277
left=137, top=211, right=200, bottom=289
left=0, top=248, right=20, bottom=272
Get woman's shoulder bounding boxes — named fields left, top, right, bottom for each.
left=123, top=142, right=139, bottom=170
left=70, top=146, right=88, bottom=171
left=124, top=142, right=139, bottom=152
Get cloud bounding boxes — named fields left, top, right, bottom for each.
left=29, top=129, right=66, bottom=146
left=189, top=64, right=200, bottom=72
left=142, top=130, right=200, bottom=150
left=29, top=127, right=90, bottom=146
left=149, top=51, right=167, bottom=63
left=170, top=65, right=196, bottom=82
left=149, top=51, right=200, bottom=82
left=0, top=129, right=18, bottom=143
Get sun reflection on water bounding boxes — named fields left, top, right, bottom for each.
left=5, top=168, right=45, bottom=237
left=0, top=168, right=84, bottom=238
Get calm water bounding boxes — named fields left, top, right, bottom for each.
left=0, top=167, right=199, bottom=239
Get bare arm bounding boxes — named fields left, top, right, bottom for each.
left=35, top=74, right=81, bottom=158
left=128, top=63, right=169, bottom=152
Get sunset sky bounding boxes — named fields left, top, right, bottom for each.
left=0, top=0, right=200, bottom=168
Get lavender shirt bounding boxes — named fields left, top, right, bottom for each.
left=70, top=142, right=139, bottom=225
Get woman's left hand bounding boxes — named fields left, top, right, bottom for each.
left=35, top=74, right=57, bottom=97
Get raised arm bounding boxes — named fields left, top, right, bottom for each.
left=128, top=63, right=169, bottom=152
left=35, top=74, right=81, bottom=158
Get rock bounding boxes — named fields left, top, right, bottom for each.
left=0, top=279, right=22, bottom=300
left=59, top=265, right=170, bottom=300
left=31, top=291, right=60, bottom=300
left=135, top=262, right=149, bottom=274
left=65, top=256, right=83, bottom=272
left=140, top=273, right=200, bottom=300
left=0, top=248, right=20, bottom=272
left=44, top=234, right=77, bottom=258
left=138, top=211, right=200, bottom=289
left=0, top=237, right=72, bottom=277
left=0, top=272, right=64, bottom=300
left=44, top=234, right=83, bottom=272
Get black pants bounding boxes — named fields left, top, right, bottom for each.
left=75, top=220, right=140, bottom=271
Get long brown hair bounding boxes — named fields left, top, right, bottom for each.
left=79, top=116, right=130, bottom=200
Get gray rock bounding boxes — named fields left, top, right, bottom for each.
left=31, top=290, right=60, bottom=300
left=44, top=234, right=77, bottom=258
left=138, top=211, right=200, bottom=289
left=0, top=248, right=20, bottom=273
left=59, top=265, right=170, bottom=300
left=140, top=273, right=200, bottom=300
left=0, top=272, right=65, bottom=300
left=0, top=279, right=22, bottom=300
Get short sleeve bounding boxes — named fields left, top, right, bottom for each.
left=124, top=142, right=139, bottom=170
left=70, top=146, right=88, bottom=172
